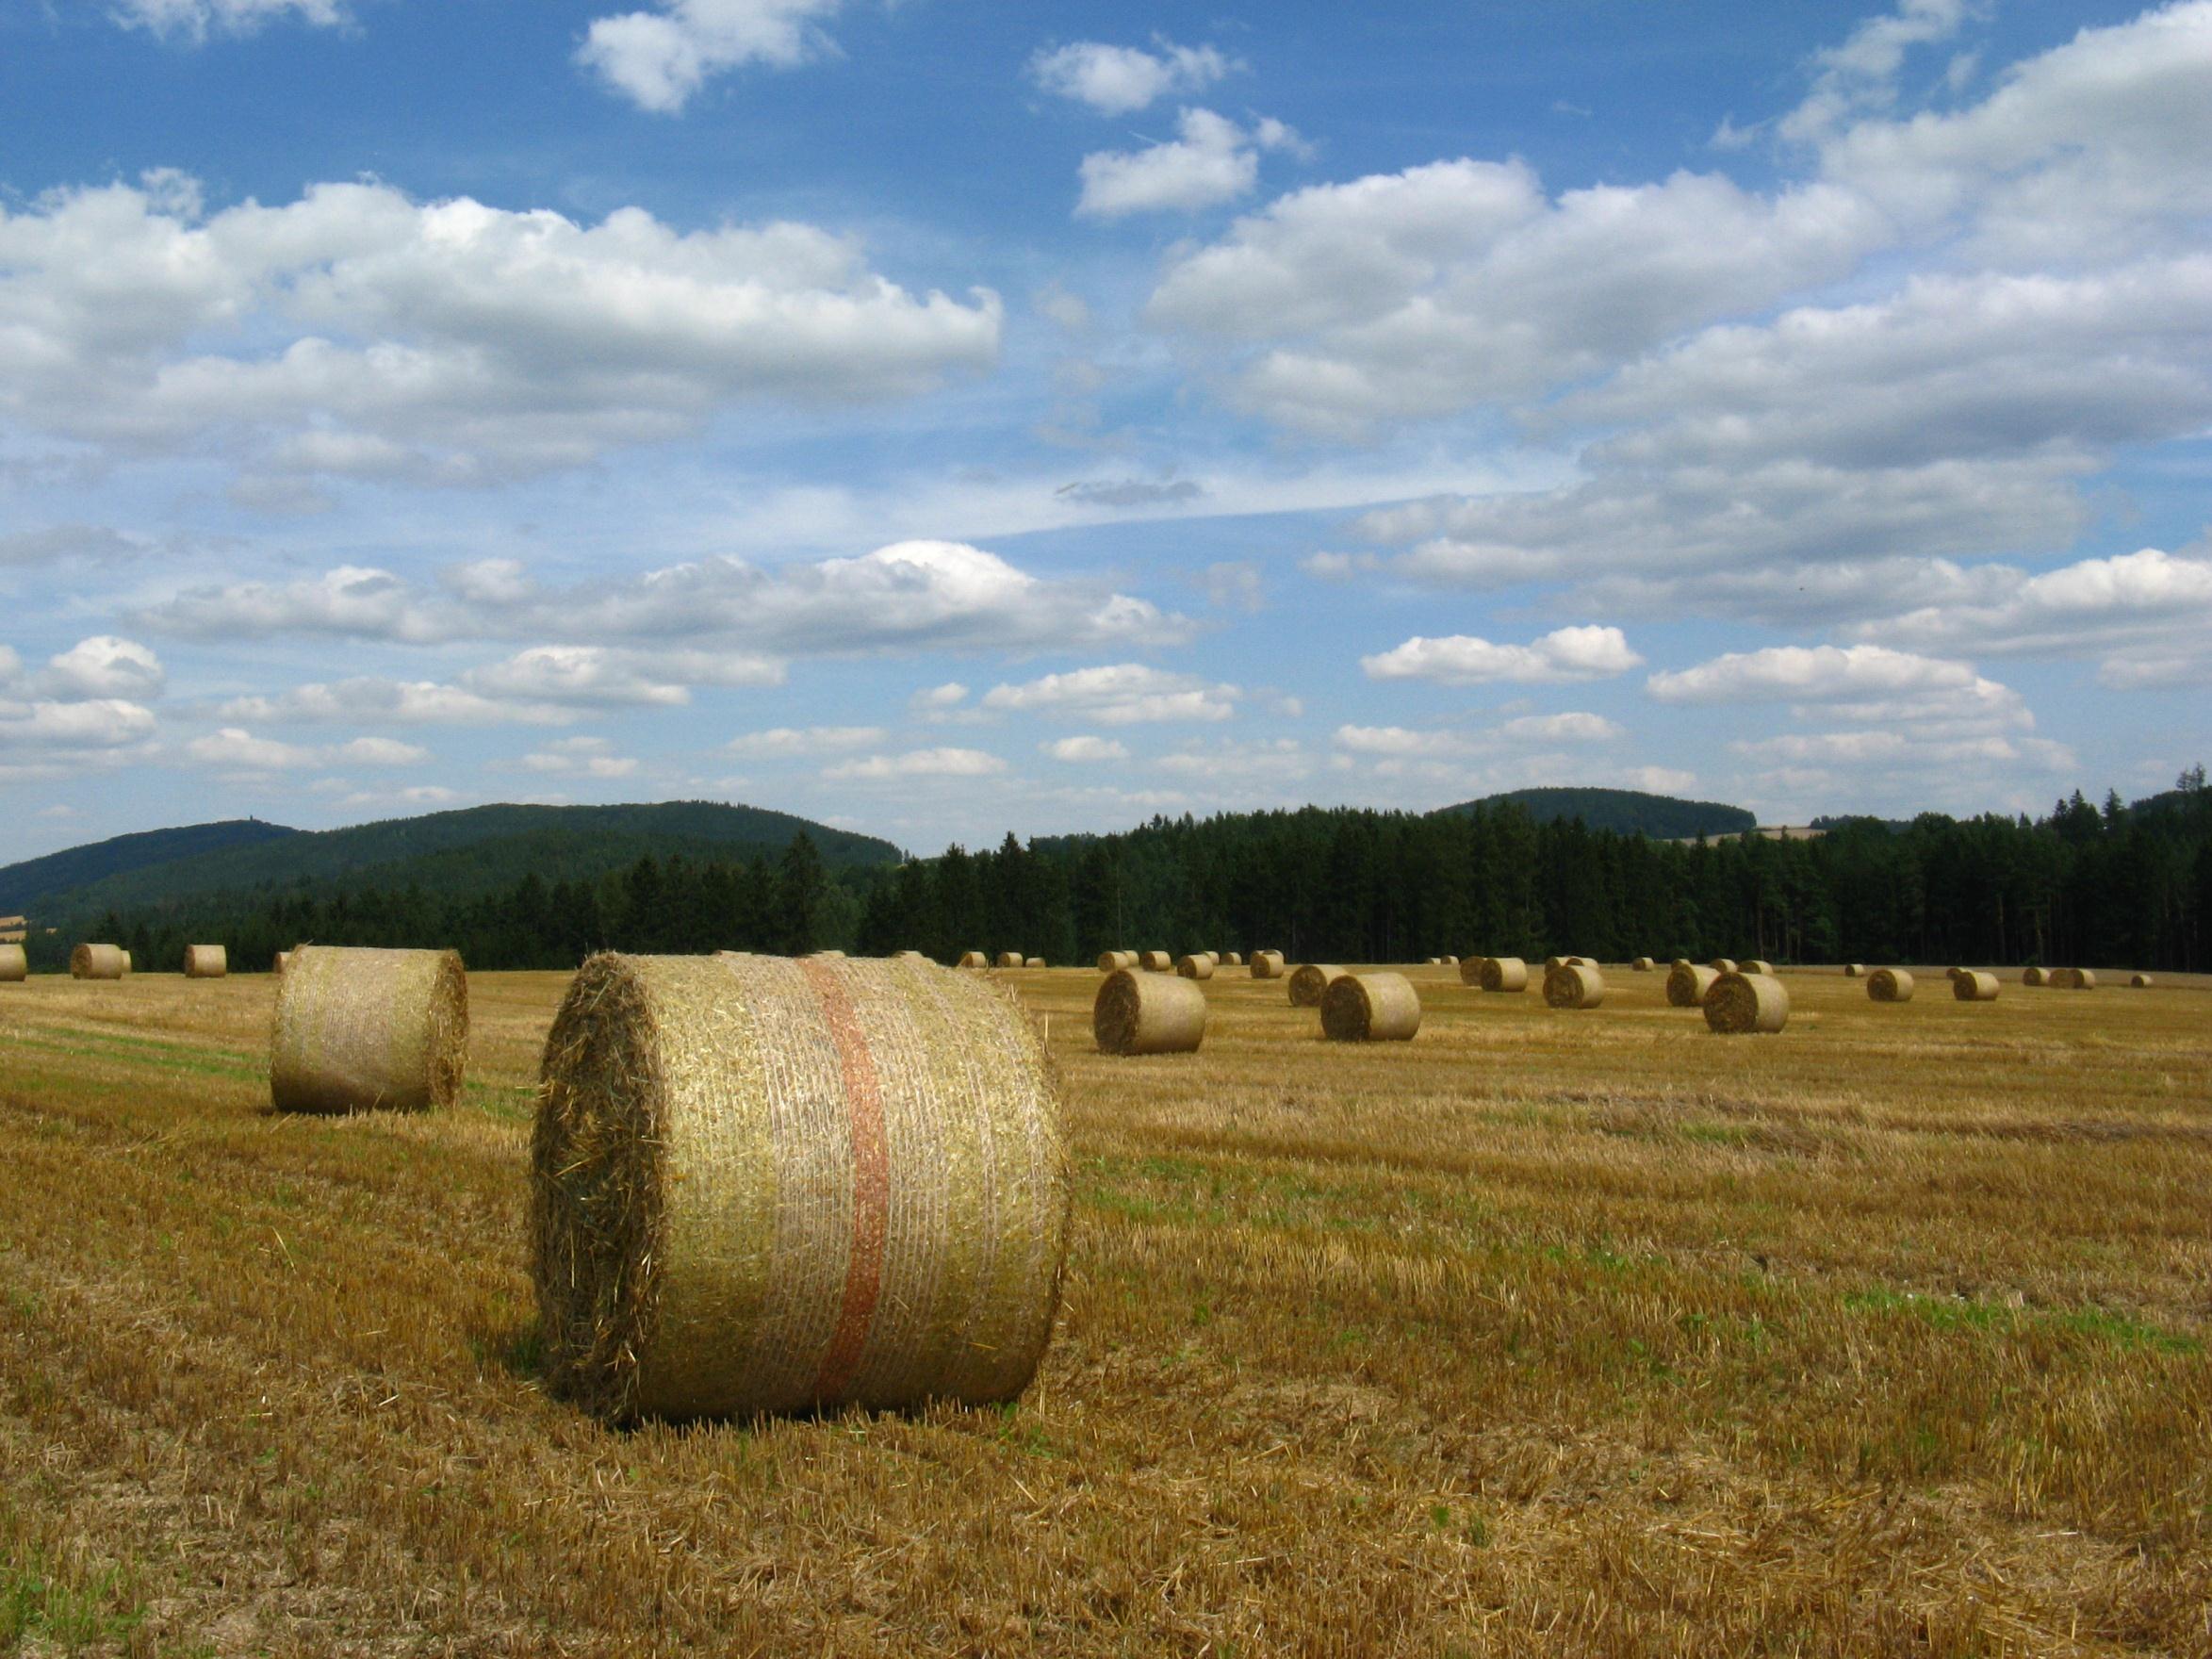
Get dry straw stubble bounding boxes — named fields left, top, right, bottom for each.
left=1544, top=961, right=1605, bottom=1009
left=183, top=944, right=228, bottom=978
left=1705, top=971, right=1790, bottom=1034
left=1868, top=968, right=1915, bottom=1003
left=533, top=951, right=1069, bottom=1423
left=70, top=944, right=126, bottom=980
left=1286, top=963, right=1348, bottom=1008
left=1666, top=962, right=1720, bottom=1008
left=1319, top=972, right=1421, bottom=1043
left=1093, top=968, right=1206, bottom=1057
left=270, top=945, right=468, bottom=1115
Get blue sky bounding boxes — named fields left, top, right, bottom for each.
left=2, top=0, right=2207, bottom=859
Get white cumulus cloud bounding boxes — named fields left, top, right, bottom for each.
left=824, top=747, right=1008, bottom=780
left=1043, top=735, right=1129, bottom=763
left=1077, top=109, right=1302, bottom=219
left=579, top=0, right=844, bottom=113
left=1029, top=38, right=1236, bottom=115
left=1363, top=626, right=1643, bottom=685
left=983, top=664, right=1238, bottom=724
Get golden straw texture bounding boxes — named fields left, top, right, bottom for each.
left=183, top=944, right=228, bottom=979
left=1868, top=968, right=1915, bottom=1003
left=1249, top=950, right=1286, bottom=979
left=1479, top=956, right=1530, bottom=994
left=1286, top=963, right=1348, bottom=1008
left=1705, top=972, right=1789, bottom=1034
left=0, top=944, right=25, bottom=983
left=532, top=952, right=1070, bottom=1424
left=269, top=945, right=468, bottom=1115
left=70, top=944, right=126, bottom=981
left=1176, top=954, right=1216, bottom=980
left=1666, top=963, right=1719, bottom=1009
left=1319, top=972, right=1421, bottom=1043
left=1544, top=962, right=1605, bottom=1010
left=1953, top=971, right=2001, bottom=1002
left=1093, top=969, right=1206, bottom=1057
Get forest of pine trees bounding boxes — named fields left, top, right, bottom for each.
left=34, top=775, right=2212, bottom=977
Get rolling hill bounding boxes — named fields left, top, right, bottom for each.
left=0, top=818, right=299, bottom=917
left=1433, top=786, right=1757, bottom=840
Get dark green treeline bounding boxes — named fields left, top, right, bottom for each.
left=35, top=780, right=2212, bottom=976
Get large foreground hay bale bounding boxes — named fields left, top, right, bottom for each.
left=958, top=951, right=988, bottom=969
left=183, top=944, right=228, bottom=979
left=1666, top=963, right=1719, bottom=1008
left=270, top=945, right=467, bottom=1114
left=1319, top=972, right=1421, bottom=1043
left=1544, top=961, right=1605, bottom=1009
left=70, top=944, right=126, bottom=980
left=1138, top=950, right=1172, bottom=973
left=2022, top=965, right=2047, bottom=987
left=1478, top=956, right=1529, bottom=993
left=1250, top=949, right=1286, bottom=979
left=1631, top=957, right=1655, bottom=972
left=2130, top=973, right=2152, bottom=988
left=1868, top=968, right=1915, bottom=1003
left=1287, top=963, right=1348, bottom=1007
left=1709, top=958, right=1738, bottom=975
left=533, top=952, right=1068, bottom=1424
left=1743, top=958, right=1775, bottom=977
left=1176, top=953, right=1216, bottom=980
left=1094, top=969, right=1206, bottom=1057
left=1953, top=970, right=2000, bottom=1002
left=1705, top=972, right=1789, bottom=1034
left=0, top=944, right=25, bottom=982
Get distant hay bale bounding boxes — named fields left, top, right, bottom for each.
left=1953, top=970, right=2000, bottom=1002
left=1705, top=972, right=1789, bottom=1034
left=1868, top=968, right=1915, bottom=1003
left=1287, top=963, right=1349, bottom=1007
left=1176, top=953, right=1216, bottom=980
left=1544, top=961, right=1605, bottom=1009
left=1138, top=950, right=1172, bottom=973
left=1458, top=955, right=1488, bottom=986
left=270, top=945, right=467, bottom=1115
left=995, top=952, right=1024, bottom=969
left=1744, top=958, right=1775, bottom=977
left=1666, top=963, right=1719, bottom=1008
left=1478, top=956, right=1529, bottom=993
left=1631, top=957, right=1655, bottom=972
left=273, top=950, right=293, bottom=976
left=1096, top=950, right=1137, bottom=972
left=0, top=944, right=25, bottom=983
left=2058, top=967, right=2098, bottom=991
left=119, top=950, right=133, bottom=976
left=2130, top=973, right=2152, bottom=988
left=183, top=944, right=228, bottom=979
left=1093, top=969, right=1206, bottom=1057
left=958, top=951, right=988, bottom=969
left=70, top=944, right=126, bottom=981
left=1844, top=963, right=1864, bottom=977
left=1221, top=951, right=1244, bottom=967
left=1946, top=966, right=1969, bottom=981
left=1709, top=958, right=1738, bottom=975
left=1319, top=972, right=1421, bottom=1043
left=1024, top=956, right=1046, bottom=969
left=1250, top=950, right=1286, bottom=979
left=533, top=951, right=1068, bottom=1424
left=2022, top=965, right=2047, bottom=986
left=1543, top=955, right=1592, bottom=973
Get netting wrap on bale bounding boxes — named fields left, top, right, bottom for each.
left=1286, top=963, right=1348, bottom=1008
left=1094, top=969, right=1206, bottom=1057
left=71, top=944, right=126, bottom=981
left=0, top=944, right=25, bottom=983
left=1544, top=962, right=1605, bottom=1009
left=533, top=952, right=1070, bottom=1424
left=183, top=944, right=228, bottom=979
left=1868, top=968, right=1914, bottom=1003
left=1666, top=963, right=1719, bottom=1009
left=1479, top=956, right=1529, bottom=993
left=1250, top=950, right=1286, bottom=979
left=1176, top=953, right=1216, bottom=980
left=1705, top=972, right=1789, bottom=1034
left=1319, top=972, right=1421, bottom=1043
left=1953, top=970, right=2000, bottom=1002
left=270, top=945, right=468, bottom=1115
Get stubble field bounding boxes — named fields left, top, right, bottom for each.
left=2, top=961, right=2209, bottom=1656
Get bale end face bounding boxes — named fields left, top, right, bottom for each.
left=1286, top=963, right=1346, bottom=1007
left=1457, top=955, right=1488, bottom=986
left=1094, top=968, right=1206, bottom=1056
left=1705, top=972, right=1788, bottom=1034
left=1319, top=972, right=1421, bottom=1042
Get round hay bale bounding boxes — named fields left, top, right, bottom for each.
left=1946, top=966, right=1968, bottom=981
left=1543, top=955, right=1592, bottom=973
left=1631, top=957, right=1655, bottom=972
left=958, top=951, right=988, bottom=969
left=1221, top=951, right=1244, bottom=967
left=1175, top=953, right=1216, bottom=980
left=533, top=951, right=1068, bottom=1423
left=1953, top=970, right=2000, bottom=1002
left=1024, top=956, right=1046, bottom=969
left=995, top=951, right=1024, bottom=969
left=1544, top=961, right=1605, bottom=1009
left=1868, top=968, right=1915, bottom=1003
left=0, top=944, right=25, bottom=983
left=1095, top=950, right=1136, bottom=972
left=2022, top=964, right=2047, bottom=986
left=1442, top=954, right=1458, bottom=966
left=1743, top=958, right=1775, bottom=977
left=1844, top=963, right=1864, bottom=977
left=1319, top=972, right=1421, bottom=1043
left=1138, top=950, right=1172, bottom=973
left=1478, top=956, right=1529, bottom=994
left=1093, top=969, right=1206, bottom=1057
left=1249, top=950, right=1286, bottom=979
left=1458, top=955, right=1488, bottom=985
left=2130, top=972, right=2152, bottom=988
left=70, top=944, right=126, bottom=981
left=1666, top=962, right=1719, bottom=1008
left=1705, top=972, right=1788, bottom=1034
left=183, top=944, right=228, bottom=979
left=270, top=945, right=467, bottom=1114
left=1286, top=963, right=1348, bottom=1008
left=2065, top=967, right=2098, bottom=991
left=1709, top=958, right=1738, bottom=975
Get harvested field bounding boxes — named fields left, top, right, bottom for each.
left=2, top=961, right=2210, bottom=1656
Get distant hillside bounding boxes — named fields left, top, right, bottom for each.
left=1434, top=786, right=1756, bottom=840
left=0, top=819, right=297, bottom=916
left=30, top=800, right=900, bottom=922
